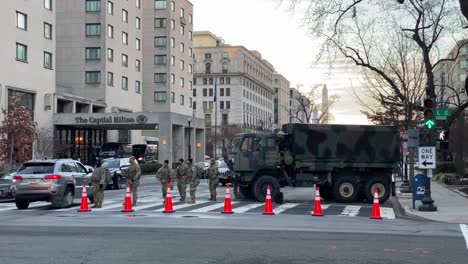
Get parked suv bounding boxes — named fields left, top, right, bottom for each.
left=12, top=159, right=93, bottom=209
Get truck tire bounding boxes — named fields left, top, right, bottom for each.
left=363, top=177, right=390, bottom=204
left=251, top=175, right=280, bottom=202
left=332, top=176, right=359, bottom=203
left=319, top=185, right=333, bottom=201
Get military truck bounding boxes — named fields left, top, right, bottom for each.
left=228, top=123, right=399, bottom=203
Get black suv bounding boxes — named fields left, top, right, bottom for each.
left=101, top=158, right=130, bottom=190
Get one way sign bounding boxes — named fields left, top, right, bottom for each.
left=418, top=147, right=436, bottom=169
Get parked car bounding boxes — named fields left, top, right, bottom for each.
left=0, top=172, right=15, bottom=200
left=216, top=159, right=234, bottom=186
left=101, top=158, right=131, bottom=190
left=194, top=161, right=209, bottom=179
left=11, top=159, right=93, bottom=209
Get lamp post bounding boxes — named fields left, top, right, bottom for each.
left=187, top=117, right=192, bottom=160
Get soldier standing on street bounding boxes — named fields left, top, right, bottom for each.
left=127, top=156, right=141, bottom=206
left=175, top=158, right=189, bottom=202
left=187, top=158, right=200, bottom=204
left=91, top=161, right=109, bottom=208
left=156, top=160, right=172, bottom=203
left=207, top=159, right=219, bottom=201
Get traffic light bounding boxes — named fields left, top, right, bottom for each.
left=423, top=98, right=436, bottom=130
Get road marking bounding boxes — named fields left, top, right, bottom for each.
left=319, top=204, right=331, bottom=211
left=132, top=201, right=165, bottom=211
left=380, top=208, right=396, bottom=219
left=274, top=203, right=300, bottom=214
left=460, top=224, right=468, bottom=249
left=232, top=203, right=264, bottom=213
left=341, top=205, right=361, bottom=217
left=93, top=202, right=126, bottom=211
left=154, top=200, right=211, bottom=212
left=189, top=201, right=239, bottom=213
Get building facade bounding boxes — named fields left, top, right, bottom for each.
left=289, top=87, right=308, bottom=123
left=273, top=73, right=290, bottom=129
left=192, top=31, right=276, bottom=133
left=0, top=0, right=204, bottom=165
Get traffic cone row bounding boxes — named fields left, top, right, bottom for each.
left=76, top=183, right=384, bottom=219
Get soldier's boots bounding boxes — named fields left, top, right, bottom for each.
left=188, top=199, right=195, bottom=204
left=208, top=194, right=214, bottom=201
left=179, top=197, right=185, bottom=202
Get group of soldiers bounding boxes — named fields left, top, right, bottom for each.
left=89, top=156, right=235, bottom=207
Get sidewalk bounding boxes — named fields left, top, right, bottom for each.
left=396, top=180, right=468, bottom=223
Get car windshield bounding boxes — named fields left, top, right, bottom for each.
left=17, top=163, right=55, bottom=174
left=100, top=151, right=116, bottom=157
left=102, top=160, right=120, bottom=168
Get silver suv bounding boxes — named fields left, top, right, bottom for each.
left=12, top=159, right=93, bottom=209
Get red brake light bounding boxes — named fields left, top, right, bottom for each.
left=44, top=174, right=61, bottom=180
left=13, top=175, right=23, bottom=182
left=138, top=157, right=143, bottom=161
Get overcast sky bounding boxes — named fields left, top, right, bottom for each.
left=190, top=0, right=372, bottom=124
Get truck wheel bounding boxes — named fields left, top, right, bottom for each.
left=251, top=175, right=280, bottom=202
left=319, top=185, right=333, bottom=201
left=332, top=176, right=359, bottom=203
left=363, top=178, right=390, bottom=204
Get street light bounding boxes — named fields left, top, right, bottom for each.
left=187, top=117, right=192, bottom=160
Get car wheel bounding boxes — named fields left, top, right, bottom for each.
left=332, top=176, right=359, bottom=203
left=363, top=177, right=391, bottom=204
left=15, top=200, right=29, bottom=210
left=251, top=175, right=280, bottom=202
left=62, top=187, right=74, bottom=208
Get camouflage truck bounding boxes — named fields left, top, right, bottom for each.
left=228, top=123, right=399, bottom=203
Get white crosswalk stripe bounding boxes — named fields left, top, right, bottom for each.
left=189, top=201, right=239, bottom=213
left=154, top=200, right=211, bottom=212
left=380, top=207, right=396, bottom=219
left=232, top=203, right=264, bottom=213
left=273, top=203, right=300, bottom=214
left=341, top=205, right=361, bottom=217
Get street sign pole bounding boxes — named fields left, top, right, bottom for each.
left=418, top=137, right=437, bottom=212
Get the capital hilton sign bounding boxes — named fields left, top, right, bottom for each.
left=74, top=115, right=148, bottom=125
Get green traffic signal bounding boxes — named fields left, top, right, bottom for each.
left=424, top=119, right=435, bottom=129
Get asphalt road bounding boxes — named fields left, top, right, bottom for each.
left=0, top=224, right=466, bottom=264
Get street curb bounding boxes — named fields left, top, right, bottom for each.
left=390, top=196, right=431, bottom=222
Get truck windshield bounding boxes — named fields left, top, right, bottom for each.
left=229, top=136, right=242, bottom=155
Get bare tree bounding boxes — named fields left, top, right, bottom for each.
left=291, top=84, right=338, bottom=124
left=34, top=128, right=55, bottom=159
left=279, top=0, right=468, bottom=127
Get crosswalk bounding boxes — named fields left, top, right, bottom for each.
left=0, top=199, right=396, bottom=219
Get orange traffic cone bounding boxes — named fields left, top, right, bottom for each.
left=121, top=184, right=134, bottom=212
left=222, top=185, right=234, bottom=214
left=370, top=189, right=382, bottom=219
left=163, top=185, right=175, bottom=213
left=262, top=186, right=275, bottom=215
left=78, top=184, right=91, bottom=212
left=312, top=187, right=323, bottom=216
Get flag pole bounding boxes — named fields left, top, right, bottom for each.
left=214, top=78, right=217, bottom=159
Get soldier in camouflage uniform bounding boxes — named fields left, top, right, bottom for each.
left=207, top=159, right=219, bottom=201
left=127, top=156, right=141, bottom=206
left=187, top=158, right=200, bottom=204
left=91, top=161, right=109, bottom=208
left=156, top=160, right=172, bottom=203
left=175, top=158, right=189, bottom=202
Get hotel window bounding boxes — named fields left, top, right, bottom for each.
left=122, top=54, right=128, bottom=67
left=135, top=0, right=141, bottom=8
left=226, top=88, right=231, bottom=96
left=189, top=48, right=193, bottom=57
left=193, top=78, right=197, bottom=85
left=154, top=55, right=167, bottom=65
left=189, top=64, right=193, bottom=73
left=171, top=19, right=175, bottom=30
left=189, top=98, right=192, bottom=108
left=43, top=52, right=52, bottom=69
left=122, top=77, right=128, bottom=90
left=209, top=88, right=213, bottom=97
left=85, top=0, right=101, bottom=12
left=205, top=114, right=211, bottom=128
left=220, top=101, right=224, bottom=110
left=85, top=47, right=101, bottom=60
left=136, top=38, right=141, bottom=50
left=171, top=1, right=175, bottom=11
left=180, top=77, right=184, bottom=87
left=154, top=36, right=167, bottom=47
left=180, top=60, right=184, bottom=70
left=154, top=91, right=167, bottom=102
left=107, top=1, right=113, bottom=14
left=86, top=23, right=101, bottom=36
left=189, top=81, right=192, bottom=90
left=135, top=81, right=141, bottom=94
left=209, top=78, right=213, bottom=85
left=171, top=92, right=175, bottom=103
left=154, top=73, right=167, bottom=83
left=136, top=17, right=141, bottom=30
left=16, top=43, right=27, bottom=62
left=107, top=48, right=114, bottom=61
left=107, top=24, right=114, bottom=38
left=180, top=8, right=184, bottom=17
left=189, top=31, right=192, bottom=40
left=180, top=95, right=184, bottom=105
left=171, top=74, right=175, bottom=84
left=122, top=9, right=128, bottom=23
left=226, top=101, right=231, bottom=109
left=122, top=31, right=128, bottom=45
left=203, top=88, right=207, bottom=97
left=171, top=56, right=175, bottom=66
left=226, top=77, right=231, bottom=84
left=220, top=78, right=224, bottom=84
left=107, top=72, right=114, bottom=86
left=135, top=59, right=141, bottom=72
left=193, top=101, right=197, bottom=109
left=222, top=62, right=229, bottom=73
left=154, top=18, right=167, bottom=28
left=85, top=71, right=101, bottom=84
left=220, top=88, right=224, bottom=96
left=155, top=0, right=167, bottom=9
left=203, top=78, right=207, bottom=85
left=189, top=14, right=193, bottom=24
left=203, top=101, right=207, bottom=110
left=44, top=0, right=52, bottom=10
left=44, top=23, right=52, bottom=39
left=193, top=89, right=197, bottom=97
left=180, top=42, right=185, bottom=53
left=171, top=38, right=175, bottom=48
left=205, top=63, right=211, bottom=74
left=209, top=101, right=213, bottom=109
left=180, top=25, right=185, bottom=35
